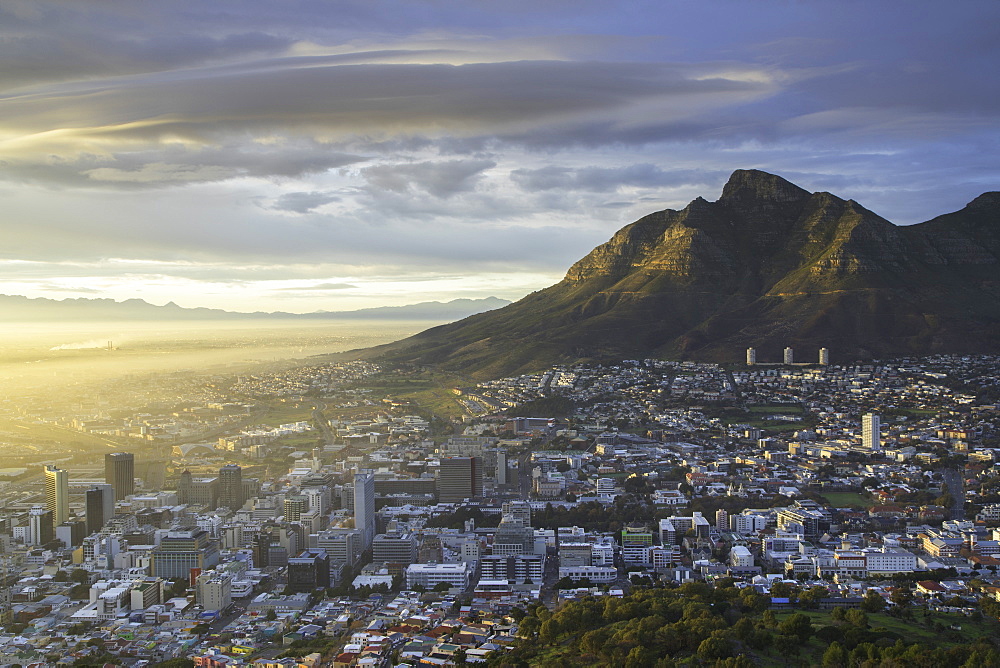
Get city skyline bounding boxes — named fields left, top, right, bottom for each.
left=1, top=1, right=998, bottom=313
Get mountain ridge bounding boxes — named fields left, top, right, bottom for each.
left=353, top=169, right=1000, bottom=379
left=0, top=294, right=511, bottom=322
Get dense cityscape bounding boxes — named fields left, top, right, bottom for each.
left=1, top=351, right=999, bottom=666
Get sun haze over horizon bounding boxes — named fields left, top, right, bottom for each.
left=1, top=0, right=998, bottom=313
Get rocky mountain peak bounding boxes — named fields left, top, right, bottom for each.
left=719, top=169, right=810, bottom=205
left=966, top=191, right=1000, bottom=212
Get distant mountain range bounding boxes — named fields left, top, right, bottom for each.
left=0, top=294, right=510, bottom=322
left=356, top=169, right=1000, bottom=379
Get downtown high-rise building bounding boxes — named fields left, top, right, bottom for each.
left=86, top=484, right=115, bottom=534
left=862, top=413, right=882, bottom=451
left=218, top=464, right=244, bottom=511
left=783, top=347, right=794, bottom=365
left=437, top=457, right=483, bottom=503
left=105, top=452, right=135, bottom=501
left=354, top=470, right=376, bottom=551
left=746, top=347, right=756, bottom=365
left=44, top=465, right=69, bottom=527
left=28, top=506, right=53, bottom=546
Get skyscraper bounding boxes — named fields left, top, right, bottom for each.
left=28, top=506, right=53, bottom=546
left=86, top=484, right=115, bottom=534
left=44, top=465, right=69, bottom=527
left=746, top=347, right=756, bottom=365
left=819, top=347, right=830, bottom=365
left=783, top=347, right=794, bottom=365
left=105, top=452, right=135, bottom=501
left=178, top=469, right=192, bottom=504
left=437, top=457, right=483, bottom=503
left=354, top=470, right=376, bottom=551
left=862, top=413, right=882, bottom=451
left=218, top=464, right=244, bottom=511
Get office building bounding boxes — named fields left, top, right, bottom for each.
left=104, top=452, right=135, bottom=501
left=502, top=501, right=531, bottom=527
left=559, top=543, right=593, bottom=568
left=56, top=520, right=87, bottom=548
left=819, top=347, right=830, bottom=365
left=28, top=506, right=53, bottom=546
left=492, top=517, right=535, bottom=556
left=480, top=554, right=545, bottom=584
left=149, top=529, right=220, bottom=579
left=86, top=484, right=115, bottom=534
left=284, top=496, right=309, bottom=523
left=372, top=532, right=417, bottom=567
left=783, top=347, right=794, bottom=365
left=218, top=464, right=243, bottom=511
left=354, top=470, right=376, bottom=550
left=44, top=465, right=70, bottom=527
left=177, top=470, right=192, bottom=504
left=287, top=549, right=331, bottom=592
left=746, top=347, right=756, bottom=365
left=437, top=457, right=483, bottom=503
left=495, top=450, right=508, bottom=485
left=862, top=413, right=882, bottom=451
left=405, top=562, right=471, bottom=590
left=195, top=570, right=232, bottom=611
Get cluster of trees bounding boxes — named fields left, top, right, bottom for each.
left=488, top=581, right=1000, bottom=667
left=531, top=500, right=657, bottom=532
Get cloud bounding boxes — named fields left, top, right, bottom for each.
left=0, top=56, right=771, bottom=187
left=275, top=282, right=356, bottom=291
left=267, top=191, right=341, bottom=214
left=360, top=159, right=497, bottom=198
left=510, top=164, right=724, bottom=193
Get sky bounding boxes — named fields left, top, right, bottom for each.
left=1, top=0, right=999, bottom=313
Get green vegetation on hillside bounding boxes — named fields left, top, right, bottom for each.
left=490, top=583, right=1000, bottom=667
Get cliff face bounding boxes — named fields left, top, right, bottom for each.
left=358, top=170, right=1000, bottom=379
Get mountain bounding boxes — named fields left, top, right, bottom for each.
left=0, top=295, right=510, bottom=322
left=357, top=170, right=1000, bottom=379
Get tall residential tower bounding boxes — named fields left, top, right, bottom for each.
left=862, top=413, right=882, bottom=451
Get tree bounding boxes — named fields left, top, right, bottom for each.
left=265, top=608, right=277, bottom=621
left=770, top=581, right=796, bottom=599
left=53, top=570, right=69, bottom=582
left=696, top=636, right=732, bottom=662
left=773, top=633, right=800, bottom=659
left=844, top=609, right=869, bottom=629
left=70, top=569, right=90, bottom=584
left=779, top=612, right=813, bottom=641
left=861, top=590, right=886, bottom=613
left=822, top=641, right=848, bottom=668
left=798, top=585, right=827, bottom=609
left=517, top=616, right=540, bottom=638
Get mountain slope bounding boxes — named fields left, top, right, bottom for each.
left=357, top=170, right=1000, bottom=379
